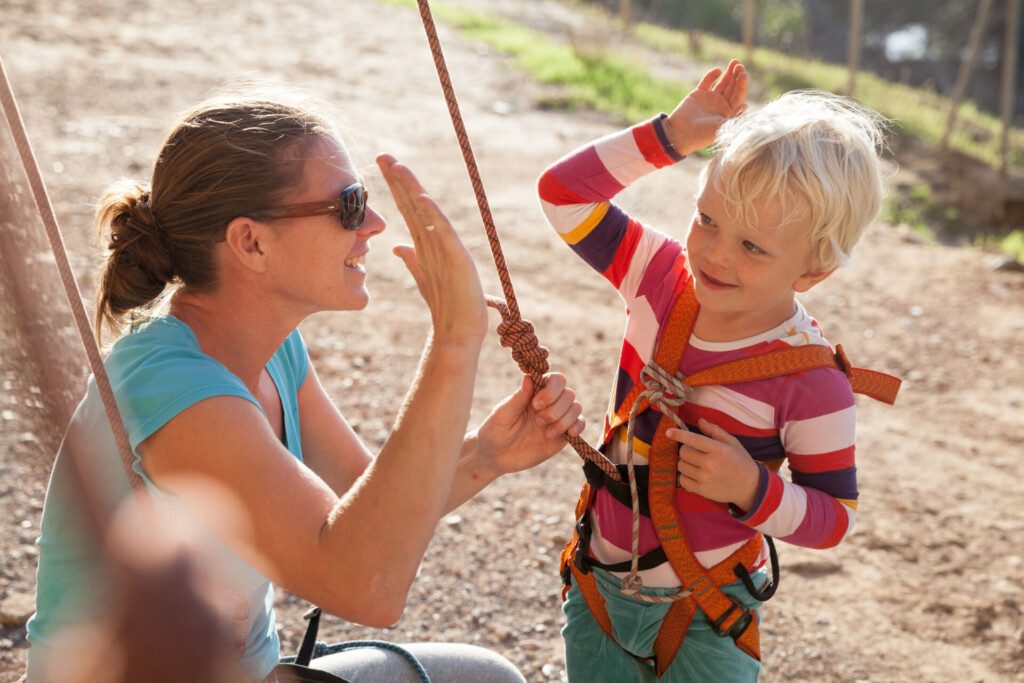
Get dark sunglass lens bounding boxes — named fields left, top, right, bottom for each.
left=341, top=184, right=367, bottom=230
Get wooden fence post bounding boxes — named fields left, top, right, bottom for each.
left=743, top=0, right=757, bottom=65
left=846, top=0, right=864, bottom=97
left=1001, top=0, right=1022, bottom=175
left=942, top=0, right=994, bottom=150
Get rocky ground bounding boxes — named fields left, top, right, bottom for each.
left=1, top=0, right=1023, bottom=680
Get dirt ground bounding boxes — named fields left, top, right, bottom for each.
left=1, top=0, right=1023, bottom=680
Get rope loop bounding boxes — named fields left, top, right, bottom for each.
left=618, top=361, right=693, bottom=602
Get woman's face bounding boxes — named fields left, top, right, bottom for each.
left=262, top=139, right=386, bottom=314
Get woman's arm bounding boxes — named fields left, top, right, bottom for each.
left=141, top=156, right=489, bottom=627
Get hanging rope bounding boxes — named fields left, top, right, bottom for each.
left=413, top=0, right=622, bottom=483
left=0, top=57, right=148, bottom=504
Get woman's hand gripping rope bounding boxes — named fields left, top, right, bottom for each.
left=487, top=297, right=623, bottom=482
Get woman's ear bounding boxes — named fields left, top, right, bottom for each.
left=223, top=216, right=270, bottom=274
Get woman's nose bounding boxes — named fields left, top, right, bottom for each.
left=358, top=206, right=386, bottom=237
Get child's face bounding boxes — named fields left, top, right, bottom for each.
left=686, top=174, right=832, bottom=340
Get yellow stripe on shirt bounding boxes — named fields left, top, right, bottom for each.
left=560, top=201, right=610, bottom=245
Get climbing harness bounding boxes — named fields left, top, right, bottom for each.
left=558, top=282, right=900, bottom=674
left=408, top=6, right=901, bottom=672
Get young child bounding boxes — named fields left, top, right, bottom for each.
left=539, top=61, right=890, bottom=681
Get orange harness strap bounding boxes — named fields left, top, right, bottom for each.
left=643, top=285, right=763, bottom=672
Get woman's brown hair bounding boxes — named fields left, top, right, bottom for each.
left=94, top=92, right=337, bottom=343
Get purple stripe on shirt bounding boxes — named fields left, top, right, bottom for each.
left=652, top=114, right=686, bottom=162
left=570, top=205, right=630, bottom=273
left=781, top=487, right=839, bottom=546
left=775, top=369, right=855, bottom=423
left=792, top=467, right=858, bottom=500
left=679, top=510, right=758, bottom=551
left=613, top=366, right=636, bottom=413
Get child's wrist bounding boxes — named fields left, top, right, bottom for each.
left=730, top=460, right=762, bottom=512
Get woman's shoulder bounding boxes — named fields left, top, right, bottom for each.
left=107, top=316, right=225, bottom=377
left=105, top=316, right=249, bottom=407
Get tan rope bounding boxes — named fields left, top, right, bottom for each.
left=0, top=57, right=147, bottom=503
left=414, top=0, right=621, bottom=482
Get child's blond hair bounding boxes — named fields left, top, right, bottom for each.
left=700, top=90, right=887, bottom=270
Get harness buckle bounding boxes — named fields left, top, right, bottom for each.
left=708, top=593, right=753, bottom=642
left=572, top=513, right=595, bottom=575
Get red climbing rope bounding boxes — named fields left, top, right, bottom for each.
left=414, top=0, right=622, bottom=482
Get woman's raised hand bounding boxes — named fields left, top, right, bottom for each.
left=665, top=59, right=748, bottom=157
left=377, top=155, right=487, bottom=345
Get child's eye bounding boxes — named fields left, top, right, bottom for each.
left=742, top=240, right=766, bottom=255
left=697, top=212, right=715, bottom=227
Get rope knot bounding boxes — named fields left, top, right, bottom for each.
left=639, top=363, right=691, bottom=412
left=496, top=317, right=550, bottom=376
left=486, top=297, right=550, bottom=377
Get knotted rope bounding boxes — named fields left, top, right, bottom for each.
left=620, top=362, right=693, bottom=602
left=414, top=0, right=621, bottom=482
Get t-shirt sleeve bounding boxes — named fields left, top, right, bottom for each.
left=105, top=329, right=258, bottom=450
left=536, top=114, right=688, bottom=302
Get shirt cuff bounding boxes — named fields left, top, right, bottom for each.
left=651, top=113, right=685, bottom=163
left=729, top=463, right=771, bottom=524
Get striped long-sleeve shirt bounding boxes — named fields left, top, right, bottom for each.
left=538, top=115, right=858, bottom=585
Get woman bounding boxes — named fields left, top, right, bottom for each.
left=26, top=92, right=584, bottom=682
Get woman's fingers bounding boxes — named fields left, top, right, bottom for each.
left=535, top=384, right=575, bottom=426
left=544, top=400, right=583, bottom=439
left=532, top=373, right=566, bottom=411
left=377, top=154, right=487, bottom=341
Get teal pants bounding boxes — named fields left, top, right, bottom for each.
left=562, top=567, right=764, bottom=682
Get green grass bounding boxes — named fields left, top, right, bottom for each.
left=991, top=230, right=1024, bottom=262
left=381, top=0, right=689, bottom=122
left=881, top=184, right=949, bottom=243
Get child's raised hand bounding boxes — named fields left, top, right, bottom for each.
left=666, top=417, right=761, bottom=511
left=665, top=59, right=748, bottom=157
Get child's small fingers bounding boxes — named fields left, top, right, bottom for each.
left=696, top=67, right=722, bottom=91
left=732, top=70, right=749, bottom=110
left=711, top=60, right=737, bottom=94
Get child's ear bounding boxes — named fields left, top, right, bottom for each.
left=793, top=267, right=835, bottom=293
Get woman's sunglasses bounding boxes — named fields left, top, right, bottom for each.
left=256, top=182, right=368, bottom=230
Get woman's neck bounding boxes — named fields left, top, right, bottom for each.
left=168, top=287, right=302, bottom=390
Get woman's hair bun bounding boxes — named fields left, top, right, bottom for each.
left=94, top=178, right=176, bottom=340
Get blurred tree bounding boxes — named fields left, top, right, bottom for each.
left=580, top=0, right=1022, bottom=119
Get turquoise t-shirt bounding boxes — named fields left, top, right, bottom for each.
left=27, top=316, right=308, bottom=682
